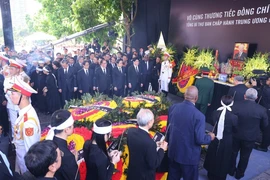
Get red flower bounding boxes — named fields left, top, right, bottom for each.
left=74, top=127, right=92, bottom=141
left=79, top=161, right=87, bottom=180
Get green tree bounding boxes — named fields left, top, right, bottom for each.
left=33, top=0, right=137, bottom=46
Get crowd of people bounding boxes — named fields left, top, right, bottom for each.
left=1, top=43, right=172, bottom=113
left=0, top=41, right=270, bottom=180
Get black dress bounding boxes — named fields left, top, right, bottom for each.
left=83, top=141, right=114, bottom=180
left=45, top=73, right=61, bottom=114
left=203, top=110, right=238, bottom=180
left=151, top=62, right=161, bottom=93
left=30, top=70, right=39, bottom=107
left=53, top=136, right=80, bottom=180
left=37, top=72, right=47, bottom=112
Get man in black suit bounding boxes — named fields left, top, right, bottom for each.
left=74, top=56, right=84, bottom=73
left=126, top=46, right=132, bottom=60
left=256, top=76, right=270, bottom=151
left=127, top=108, right=168, bottom=180
left=112, top=59, right=126, bottom=97
left=68, top=57, right=75, bottom=68
left=228, top=76, right=248, bottom=102
left=230, top=88, right=268, bottom=179
left=58, top=60, right=77, bottom=107
left=94, top=59, right=111, bottom=95
left=77, top=61, right=94, bottom=98
left=128, top=58, right=143, bottom=94
left=140, top=55, right=153, bottom=92
left=138, top=48, right=145, bottom=60
left=90, top=57, right=99, bottom=71
left=108, top=56, right=117, bottom=75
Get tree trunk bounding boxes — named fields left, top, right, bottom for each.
left=125, top=24, right=131, bottom=47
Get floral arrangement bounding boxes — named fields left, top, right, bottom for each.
left=70, top=101, right=118, bottom=121
left=122, top=94, right=161, bottom=108
left=149, top=44, right=177, bottom=62
left=182, top=47, right=198, bottom=66
left=194, top=49, right=214, bottom=70
left=241, top=52, right=269, bottom=79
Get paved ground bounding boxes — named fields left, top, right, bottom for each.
left=167, top=93, right=270, bottom=180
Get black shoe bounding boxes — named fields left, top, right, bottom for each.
left=255, top=145, right=268, bottom=152
left=228, top=169, right=235, bottom=176
left=235, top=171, right=244, bottom=179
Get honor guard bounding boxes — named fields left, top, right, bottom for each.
left=159, top=52, right=172, bottom=96
left=0, top=55, right=10, bottom=77
left=8, top=76, right=40, bottom=174
left=4, top=60, right=24, bottom=137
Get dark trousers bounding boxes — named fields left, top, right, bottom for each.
left=167, top=160, right=198, bottom=180
left=230, top=138, right=255, bottom=179
left=195, top=103, right=208, bottom=115
left=129, top=83, right=141, bottom=95
left=114, top=88, right=125, bottom=97
left=261, top=110, right=270, bottom=149
left=151, top=78, right=159, bottom=93
left=61, top=89, right=74, bottom=107
left=207, top=172, right=226, bottom=180
left=99, top=88, right=110, bottom=96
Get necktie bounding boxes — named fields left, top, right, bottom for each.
left=64, top=69, right=67, bottom=74
left=103, top=69, right=106, bottom=74
left=119, top=67, right=122, bottom=73
left=86, top=70, right=88, bottom=76
left=136, top=66, right=138, bottom=73
left=146, top=61, right=149, bottom=70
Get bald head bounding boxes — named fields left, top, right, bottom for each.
left=184, top=86, right=198, bottom=103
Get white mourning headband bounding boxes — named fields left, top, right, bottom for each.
left=93, top=122, right=112, bottom=134
left=46, top=115, right=74, bottom=140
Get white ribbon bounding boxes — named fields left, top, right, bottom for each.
left=45, top=115, right=74, bottom=140
left=43, top=67, right=49, bottom=72
left=216, top=101, right=234, bottom=140
left=93, top=123, right=112, bottom=134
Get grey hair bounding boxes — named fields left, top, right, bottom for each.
left=245, top=88, right=258, bottom=100
left=136, top=108, right=154, bottom=127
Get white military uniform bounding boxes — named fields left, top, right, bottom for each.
left=159, top=60, right=172, bottom=92
left=13, top=104, right=40, bottom=174
left=4, top=59, right=30, bottom=137
left=4, top=75, right=20, bottom=136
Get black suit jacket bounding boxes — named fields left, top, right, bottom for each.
left=127, top=128, right=164, bottom=180
left=107, top=63, right=117, bottom=74
left=53, top=137, right=80, bottom=180
left=74, top=62, right=83, bottom=73
left=112, top=67, right=126, bottom=89
left=77, top=69, right=94, bottom=93
left=128, top=65, right=142, bottom=86
left=228, top=84, right=248, bottom=102
left=138, top=51, right=145, bottom=60
left=232, top=100, right=268, bottom=141
left=140, top=60, right=153, bottom=84
left=94, top=67, right=111, bottom=92
left=58, top=67, right=77, bottom=92
left=261, top=86, right=270, bottom=109
left=126, top=51, right=132, bottom=60
left=0, top=152, right=13, bottom=180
